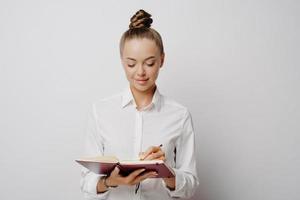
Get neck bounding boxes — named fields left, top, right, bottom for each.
left=130, top=84, right=156, bottom=109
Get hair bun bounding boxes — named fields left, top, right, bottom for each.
left=129, top=9, right=153, bottom=29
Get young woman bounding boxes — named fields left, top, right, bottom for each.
left=80, top=9, right=199, bottom=200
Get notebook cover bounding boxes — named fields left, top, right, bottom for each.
left=76, top=160, right=175, bottom=178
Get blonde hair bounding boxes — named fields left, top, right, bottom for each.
left=119, top=9, right=164, bottom=56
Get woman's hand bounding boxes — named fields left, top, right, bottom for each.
left=139, top=145, right=165, bottom=161
left=105, top=166, right=158, bottom=187
left=139, top=145, right=175, bottom=190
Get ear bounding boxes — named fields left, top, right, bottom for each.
left=160, top=53, right=165, bottom=68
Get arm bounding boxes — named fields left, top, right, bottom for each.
left=80, top=103, right=110, bottom=199
left=162, top=109, right=199, bottom=199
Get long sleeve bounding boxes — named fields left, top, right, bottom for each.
left=80, top=103, right=110, bottom=200
left=163, top=109, right=199, bottom=199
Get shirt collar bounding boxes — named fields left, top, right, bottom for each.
left=121, top=85, right=162, bottom=111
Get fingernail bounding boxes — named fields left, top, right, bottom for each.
left=139, top=152, right=144, bottom=159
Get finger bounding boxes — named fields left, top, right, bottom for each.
left=132, top=171, right=158, bottom=184
left=133, top=173, right=156, bottom=184
left=144, top=151, right=165, bottom=160
left=138, top=152, right=145, bottom=160
left=110, top=166, right=120, bottom=177
left=141, top=146, right=160, bottom=160
left=157, top=155, right=166, bottom=161
left=126, top=168, right=146, bottom=182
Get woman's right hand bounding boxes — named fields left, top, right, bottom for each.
left=105, top=166, right=158, bottom=187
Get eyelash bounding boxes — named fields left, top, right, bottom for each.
left=147, top=63, right=154, bottom=67
left=128, top=63, right=154, bottom=67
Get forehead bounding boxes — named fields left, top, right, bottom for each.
left=122, top=38, right=160, bottom=59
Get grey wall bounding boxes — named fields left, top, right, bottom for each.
left=0, top=1, right=299, bottom=200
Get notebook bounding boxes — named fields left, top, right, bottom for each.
left=76, top=155, right=175, bottom=178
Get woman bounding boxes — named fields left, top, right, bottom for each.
left=80, top=9, right=199, bottom=200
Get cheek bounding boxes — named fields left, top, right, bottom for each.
left=147, top=68, right=160, bottom=79
left=123, top=67, right=135, bottom=78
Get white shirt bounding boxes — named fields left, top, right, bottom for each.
left=80, top=86, right=199, bottom=200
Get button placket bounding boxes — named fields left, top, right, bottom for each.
left=134, top=110, right=143, bottom=160
left=133, top=110, right=143, bottom=199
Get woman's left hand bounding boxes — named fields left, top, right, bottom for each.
left=139, top=145, right=165, bottom=161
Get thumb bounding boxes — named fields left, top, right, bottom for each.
left=111, top=166, right=120, bottom=176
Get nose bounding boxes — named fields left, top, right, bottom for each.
left=137, top=64, right=146, bottom=76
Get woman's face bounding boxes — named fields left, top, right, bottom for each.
left=121, top=38, right=164, bottom=93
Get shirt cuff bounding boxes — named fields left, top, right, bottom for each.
left=82, top=171, right=110, bottom=200
left=162, top=168, right=186, bottom=198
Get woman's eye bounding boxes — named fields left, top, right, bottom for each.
left=146, top=63, right=154, bottom=67
left=128, top=64, right=135, bottom=68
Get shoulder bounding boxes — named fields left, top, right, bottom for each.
left=89, top=90, right=123, bottom=112
left=161, top=95, right=191, bottom=117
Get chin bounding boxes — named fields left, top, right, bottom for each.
left=134, top=85, right=150, bottom=92
left=131, top=83, right=153, bottom=92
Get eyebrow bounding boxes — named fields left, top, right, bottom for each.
left=125, top=56, right=155, bottom=61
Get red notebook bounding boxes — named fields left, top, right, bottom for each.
left=76, top=156, right=175, bottom=178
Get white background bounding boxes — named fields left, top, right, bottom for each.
left=0, top=1, right=299, bottom=200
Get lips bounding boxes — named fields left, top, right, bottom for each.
left=135, top=78, right=149, bottom=85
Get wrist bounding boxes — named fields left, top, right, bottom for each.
left=96, top=177, right=108, bottom=193
left=104, top=176, right=118, bottom=188
left=163, top=177, right=175, bottom=190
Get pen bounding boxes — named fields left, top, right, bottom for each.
left=135, top=183, right=140, bottom=194
left=135, top=144, right=163, bottom=194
